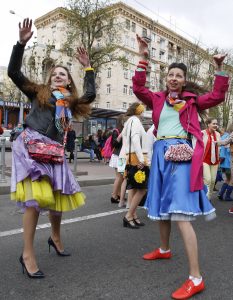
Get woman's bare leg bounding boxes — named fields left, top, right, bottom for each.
left=119, top=178, right=127, bottom=205
left=159, top=220, right=171, bottom=250
left=22, top=207, right=39, bottom=273
left=125, top=189, right=146, bottom=219
left=177, top=221, right=201, bottom=278
left=49, top=212, right=64, bottom=252
left=112, top=170, right=123, bottom=199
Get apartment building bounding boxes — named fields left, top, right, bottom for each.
left=21, top=2, right=212, bottom=114
left=1, top=2, right=229, bottom=129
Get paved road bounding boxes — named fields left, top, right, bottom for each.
left=0, top=185, right=232, bottom=300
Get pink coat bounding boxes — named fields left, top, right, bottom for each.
left=133, top=71, right=229, bottom=192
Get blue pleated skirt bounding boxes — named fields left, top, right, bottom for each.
left=144, top=138, right=216, bottom=221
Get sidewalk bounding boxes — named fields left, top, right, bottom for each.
left=0, top=152, right=115, bottom=194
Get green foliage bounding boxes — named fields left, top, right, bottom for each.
left=178, top=44, right=233, bottom=127
left=63, top=0, right=129, bottom=72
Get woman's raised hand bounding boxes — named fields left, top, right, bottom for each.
left=136, top=34, right=149, bottom=59
left=75, top=47, right=91, bottom=68
left=19, top=18, right=33, bottom=45
left=213, top=53, right=227, bottom=71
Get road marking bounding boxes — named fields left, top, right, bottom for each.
left=0, top=209, right=127, bottom=238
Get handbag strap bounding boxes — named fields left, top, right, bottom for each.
left=22, top=128, right=68, bottom=147
left=128, top=119, right=143, bottom=165
left=128, top=120, right=133, bottom=165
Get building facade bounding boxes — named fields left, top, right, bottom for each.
left=27, top=3, right=213, bottom=112
left=1, top=2, right=231, bottom=130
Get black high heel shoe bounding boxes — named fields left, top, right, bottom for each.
left=123, top=217, right=139, bottom=229
left=19, top=255, right=45, bottom=279
left=111, top=197, right=120, bottom=204
left=133, top=218, right=145, bottom=226
left=48, top=237, right=71, bottom=256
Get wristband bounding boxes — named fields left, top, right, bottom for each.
left=84, top=67, right=94, bottom=72
left=137, top=65, right=147, bottom=70
left=139, top=60, right=148, bottom=66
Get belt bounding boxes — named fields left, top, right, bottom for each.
left=126, top=152, right=148, bottom=154
left=157, top=135, right=190, bottom=140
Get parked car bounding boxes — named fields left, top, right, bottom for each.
left=0, top=129, right=12, bottom=150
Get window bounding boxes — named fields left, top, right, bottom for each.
left=125, top=19, right=130, bottom=30
left=130, top=56, right=135, bottom=64
left=94, top=102, right=99, bottom=108
left=131, top=22, right=136, bottom=32
left=124, top=69, right=128, bottom=79
left=168, top=41, right=174, bottom=50
left=129, top=70, right=134, bottom=79
left=160, top=39, right=165, bottom=49
left=151, top=33, right=156, bottom=42
left=123, top=102, right=127, bottom=109
left=131, top=38, right=135, bottom=49
left=66, top=48, right=73, bottom=57
left=96, top=23, right=103, bottom=38
left=151, top=48, right=156, bottom=58
left=129, top=86, right=133, bottom=95
left=142, top=28, right=147, bottom=37
left=123, top=85, right=128, bottom=94
left=159, top=50, right=165, bottom=61
left=168, top=55, right=173, bottom=64
left=151, top=63, right=156, bottom=72
left=106, top=102, right=110, bottom=108
left=124, top=35, right=129, bottom=47
left=107, top=84, right=111, bottom=94
left=107, top=68, right=111, bottom=78
left=177, top=46, right=181, bottom=55
left=96, top=39, right=101, bottom=48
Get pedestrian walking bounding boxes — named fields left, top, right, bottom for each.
left=202, top=118, right=221, bottom=200
left=109, top=115, right=124, bottom=203
left=10, top=122, right=24, bottom=142
left=217, top=127, right=231, bottom=200
left=66, top=125, right=76, bottom=163
left=215, top=129, right=233, bottom=206
left=8, top=18, right=96, bottom=278
left=133, top=34, right=229, bottom=299
left=122, top=102, right=149, bottom=228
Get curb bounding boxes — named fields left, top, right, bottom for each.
left=0, top=177, right=115, bottom=195
left=0, top=185, right=11, bottom=195
left=78, top=178, right=115, bottom=187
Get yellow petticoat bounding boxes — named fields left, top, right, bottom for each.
left=11, top=177, right=85, bottom=212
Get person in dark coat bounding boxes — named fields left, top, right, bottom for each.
left=66, top=125, right=76, bottom=163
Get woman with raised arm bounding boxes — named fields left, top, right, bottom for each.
left=133, top=34, right=228, bottom=299
left=8, top=18, right=96, bottom=278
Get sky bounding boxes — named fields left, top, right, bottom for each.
left=0, top=0, right=232, bottom=67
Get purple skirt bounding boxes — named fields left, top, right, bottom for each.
left=11, top=128, right=83, bottom=212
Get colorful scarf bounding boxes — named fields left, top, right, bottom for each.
left=166, top=92, right=186, bottom=112
left=52, top=87, right=72, bottom=134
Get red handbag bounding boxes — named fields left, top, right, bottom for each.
left=24, top=130, right=67, bottom=164
left=27, top=140, right=64, bottom=164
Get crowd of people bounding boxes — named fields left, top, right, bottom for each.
left=7, top=17, right=231, bottom=300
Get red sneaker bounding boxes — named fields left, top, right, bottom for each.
left=229, top=207, right=233, bottom=214
left=171, top=279, right=205, bottom=299
left=143, top=248, right=171, bottom=260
